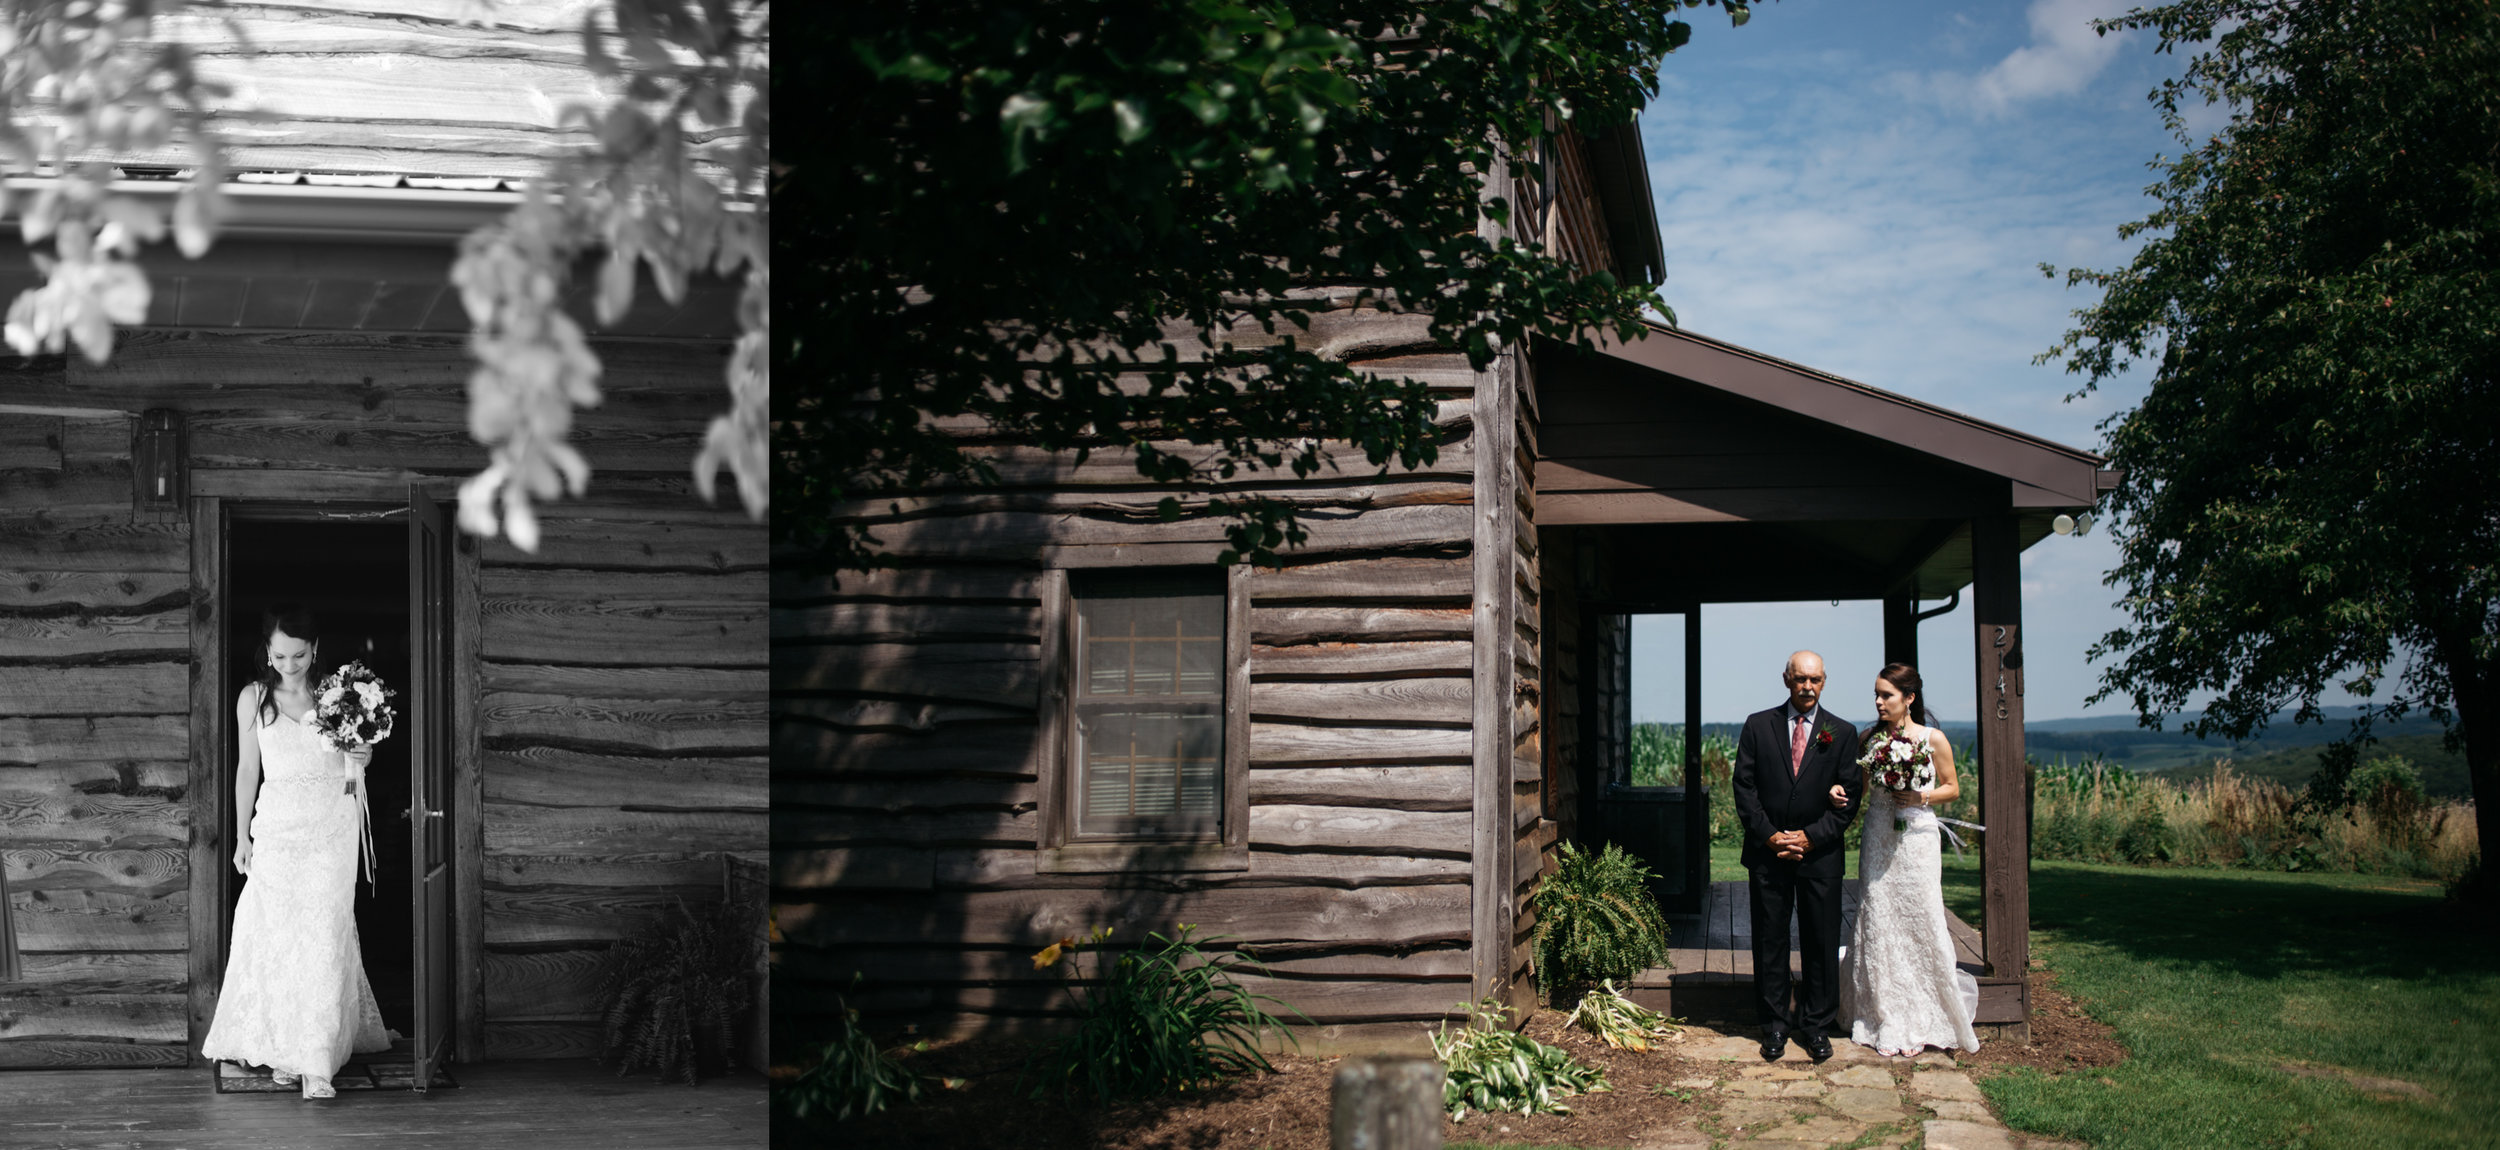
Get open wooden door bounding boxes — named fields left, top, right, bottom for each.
left=407, top=489, right=454, bottom=1090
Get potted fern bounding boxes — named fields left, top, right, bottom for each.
left=1527, top=841, right=1671, bottom=1006
left=593, top=898, right=756, bottom=1084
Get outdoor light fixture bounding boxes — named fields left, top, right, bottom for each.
left=133, top=409, right=187, bottom=509
left=2052, top=514, right=2075, bottom=534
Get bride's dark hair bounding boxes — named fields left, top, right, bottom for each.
left=1877, top=662, right=1927, bottom=728
left=253, top=605, right=323, bottom=728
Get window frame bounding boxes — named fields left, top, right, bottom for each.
left=1036, top=564, right=1251, bottom=874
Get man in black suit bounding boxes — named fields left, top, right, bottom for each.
left=1730, top=650, right=1863, bottom=1063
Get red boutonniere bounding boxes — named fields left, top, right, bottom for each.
left=1815, top=724, right=1836, bottom=750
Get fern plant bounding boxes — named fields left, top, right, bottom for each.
left=1528, top=841, right=1671, bottom=1000
left=593, top=899, right=752, bottom=1084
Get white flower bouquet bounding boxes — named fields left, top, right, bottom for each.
left=1855, top=726, right=1935, bottom=822
left=312, top=661, right=397, bottom=795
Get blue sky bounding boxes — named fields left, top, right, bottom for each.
left=1616, top=0, right=2349, bottom=726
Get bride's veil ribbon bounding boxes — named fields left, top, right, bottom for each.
left=1934, top=816, right=1985, bottom=858
left=346, top=755, right=378, bottom=897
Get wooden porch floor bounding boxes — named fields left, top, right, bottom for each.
left=0, top=1060, right=767, bottom=1149
left=1629, top=880, right=1986, bottom=1021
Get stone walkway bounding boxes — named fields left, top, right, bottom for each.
left=1629, top=1025, right=2087, bottom=1150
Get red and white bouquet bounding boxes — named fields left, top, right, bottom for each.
left=312, top=661, right=397, bottom=794
left=1855, top=725, right=1935, bottom=817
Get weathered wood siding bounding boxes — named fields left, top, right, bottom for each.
left=0, top=433, right=192, bottom=1064
left=128, top=1, right=757, bottom=182
left=774, top=305, right=1487, bottom=1050
left=1508, top=132, right=1617, bottom=282
left=0, top=332, right=761, bottom=1067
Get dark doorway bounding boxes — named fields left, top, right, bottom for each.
left=224, top=518, right=414, bottom=1034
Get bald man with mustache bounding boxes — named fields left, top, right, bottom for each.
left=1730, top=650, right=1864, bottom=1063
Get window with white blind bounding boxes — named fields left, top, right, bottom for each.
left=1070, top=574, right=1225, bottom=837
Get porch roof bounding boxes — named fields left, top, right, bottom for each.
left=1533, top=321, right=2117, bottom=605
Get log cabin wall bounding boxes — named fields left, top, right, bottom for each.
left=136, top=1, right=697, bottom=182
left=775, top=301, right=1491, bottom=1052
left=0, top=331, right=763, bottom=1067
left=1512, top=132, right=1617, bottom=282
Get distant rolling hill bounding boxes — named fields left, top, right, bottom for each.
left=1933, top=706, right=2468, bottom=797
left=1644, top=707, right=2469, bottom=798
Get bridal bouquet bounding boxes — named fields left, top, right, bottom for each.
left=312, top=661, right=397, bottom=795
left=1855, top=725, right=1935, bottom=808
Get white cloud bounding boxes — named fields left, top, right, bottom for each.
left=1964, top=0, right=2140, bottom=113
left=1618, top=1, right=2216, bottom=718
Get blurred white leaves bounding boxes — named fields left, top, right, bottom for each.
left=449, top=0, right=768, bottom=551
left=0, top=0, right=233, bottom=363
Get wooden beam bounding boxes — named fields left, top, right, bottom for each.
left=1682, top=607, right=1706, bottom=917
left=452, top=508, right=488, bottom=1064
left=1468, top=344, right=1519, bottom=1007
left=183, top=496, right=220, bottom=1067
left=1970, top=512, right=2029, bottom=1025
left=1537, top=484, right=1999, bottom=527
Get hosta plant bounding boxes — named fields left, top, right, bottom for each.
left=1430, top=999, right=1609, bottom=1122
left=1529, top=841, right=1672, bottom=999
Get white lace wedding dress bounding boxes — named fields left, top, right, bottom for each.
left=200, top=702, right=393, bottom=1080
left=1839, top=741, right=1981, bottom=1056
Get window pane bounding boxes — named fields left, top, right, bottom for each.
left=1086, top=638, right=1133, bottom=696
left=1078, top=707, right=1221, bottom=835
left=1176, top=629, right=1221, bottom=697
left=1078, top=587, right=1220, bottom=699
left=1131, top=631, right=1176, bottom=695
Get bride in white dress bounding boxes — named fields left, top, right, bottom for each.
left=200, top=607, right=393, bottom=1099
left=1826, top=663, right=1980, bottom=1056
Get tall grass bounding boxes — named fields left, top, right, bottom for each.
left=2029, top=758, right=2478, bottom=882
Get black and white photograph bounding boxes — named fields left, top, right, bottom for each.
left=0, top=1, right=768, bottom=1146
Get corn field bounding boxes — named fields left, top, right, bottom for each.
left=1627, top=723, right=2476, bottom=882
left=1627, top=723, right=1740, bottom=842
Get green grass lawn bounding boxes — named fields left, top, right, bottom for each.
left=1980, top=861, right=2496, bottom=1149
left=1701, top=846, right=2491, bottom=1147
left=1707, top=840, right=1864, bottom=882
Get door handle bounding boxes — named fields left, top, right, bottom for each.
left=401, top=807, right=445, bottom=820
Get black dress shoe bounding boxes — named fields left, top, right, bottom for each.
left=1804, top=1032, right=1835, bottom=1063
left=1759, top=1030, right=1788, bottom=1061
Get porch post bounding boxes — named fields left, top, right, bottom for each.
left=1683, top=606, right=1704, bottom=913
left=1881, top=592, right=1917, bottom=670
left=1970, top=513, right=2030, bottom=1028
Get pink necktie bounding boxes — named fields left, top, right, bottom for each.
left=1790, top=714, right=1809, bottom=777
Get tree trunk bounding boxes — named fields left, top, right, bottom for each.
left=2439, top=634, right=2498, bottom=889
